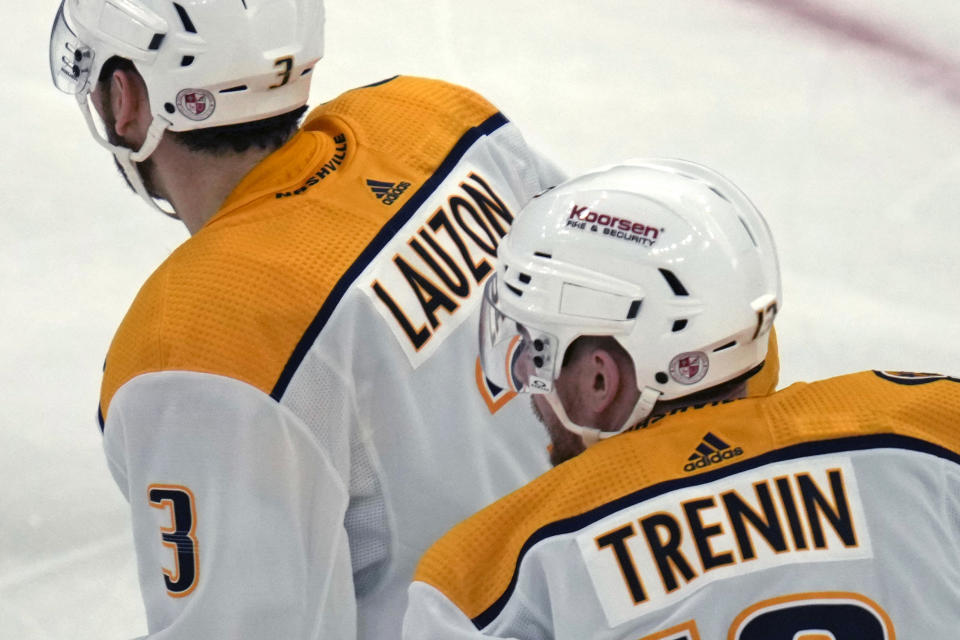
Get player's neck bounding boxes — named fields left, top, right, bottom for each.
left=152, top=138, right=277, bottom=235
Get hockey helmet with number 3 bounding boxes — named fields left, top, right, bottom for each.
left=50, top=0, right=324, bottom=130
left=49, top=0, right=324, bottom=212
left=479, top=159, right=781, bottom=442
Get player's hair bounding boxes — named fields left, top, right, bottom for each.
left=97, top=56, right=306, bottom=155
left=561, top=335, right=625, bottom=368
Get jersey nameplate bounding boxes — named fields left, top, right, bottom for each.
left=364, top=161, right=518, bottom=368
left=576, top=456, right=872, bottom=627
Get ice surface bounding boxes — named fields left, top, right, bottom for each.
left=2, top=0, right=958, bottom=636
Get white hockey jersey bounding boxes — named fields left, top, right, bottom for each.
left=405, top=371, right=960, bottom=639
left=98, top=76, right=566, bottom=639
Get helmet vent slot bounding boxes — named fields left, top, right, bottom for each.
left=534, top=251, right=552, bottom=259
left=627, top=300, right=642, bottom=320
left=220, top=85, right=248, bottom=93
left=173, top=3, right=198, bottom=34
left=738, top=217, right=758, bottom=247
left=301, top=67, right=314, bottom=77
left=148, top=34, right=165, bottom=51
left=180, top=55, right=194, bottom=67
left=505, top=284, right=524, bottom=297
left=659, top=269, right=689, bottom=296
left=672, top=319, right=687, bottom=332
left=518, top=273, right=532, bottom=284
left=709, top=186, right=730, bottom=202
left=713, top=341, right=737, bottom=352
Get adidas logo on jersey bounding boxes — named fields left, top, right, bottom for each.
left=367, top=179, right=412, bottom=206
left=683, top=432, right=743, bottom=473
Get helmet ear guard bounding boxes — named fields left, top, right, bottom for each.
left=482, top=159, right=781, bottom=444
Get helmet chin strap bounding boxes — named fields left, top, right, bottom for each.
left=77, top=93, right=179, bottom=219
left=543, top=386, right=661, bottom=448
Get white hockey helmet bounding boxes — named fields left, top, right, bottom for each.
left=49, top=0, right=324, bottom=212
left=479, top=159, right=781, bottom=444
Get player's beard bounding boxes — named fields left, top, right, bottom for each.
left=99, top=99, right=162, bottom=201
left=531, top=396, right=586, bottom=467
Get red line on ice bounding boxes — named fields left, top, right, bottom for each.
left=740, top=0, right=960, bottom=101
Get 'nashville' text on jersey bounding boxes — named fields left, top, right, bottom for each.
left=576, top=456, right=871, bottom=626
left=275, top=134, right=349, bottom=198
left=367, top=171, right=514, bottom=366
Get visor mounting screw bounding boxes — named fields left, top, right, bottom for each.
left=533, top=356, right=545, bottom=368
left=164, top=103, right=176, bottom=114
left=74, top=49, right=83, bottom=62
left=655, top=372, right=669, bottom=384
left=533, top=339, right=544, bottom=351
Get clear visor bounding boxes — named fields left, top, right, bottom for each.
left=50, top=2, right=95, bottom=95
left=479, top=276, right=560, bottom=394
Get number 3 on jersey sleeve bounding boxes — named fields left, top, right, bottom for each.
left=639, top=592, right=894, bottom=640
left=148, top=484, right=199, bottom=598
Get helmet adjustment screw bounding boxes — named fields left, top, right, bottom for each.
left=533, top=356, right=545, bottom=368
left=655, top=372, right=669, bottom=384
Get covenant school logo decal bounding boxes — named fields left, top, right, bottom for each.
left=669, top=351, right=709, bottom=384
left=176, top=89, right=216, bottom=121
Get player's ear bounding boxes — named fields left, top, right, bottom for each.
left=108, top=68, right=151, bottom=141
left=576, top=347, right=621, bottom=416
